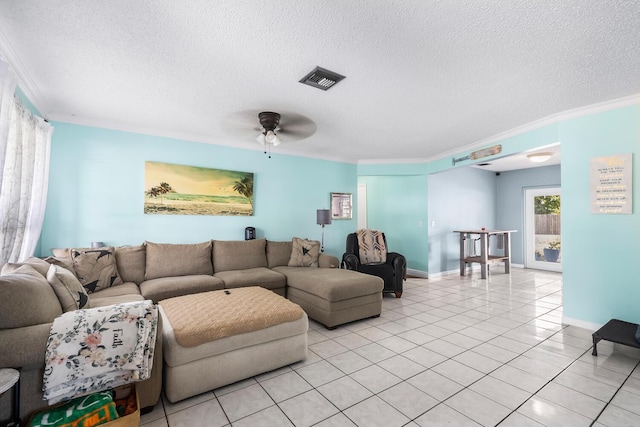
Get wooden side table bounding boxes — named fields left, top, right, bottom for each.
left=454, top=229, right=516, bottom=279
left=0, top=368, right=20, bottom=427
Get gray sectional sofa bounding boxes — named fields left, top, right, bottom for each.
left=0, top=237, right=383, bottom=423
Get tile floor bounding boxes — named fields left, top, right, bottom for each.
left=140, top=269, right=640, bottom=426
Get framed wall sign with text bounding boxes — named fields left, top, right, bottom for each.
left=331, top=192, right=352, bottom=220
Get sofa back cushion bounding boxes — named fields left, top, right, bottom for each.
left=1, top=256, right=51, bottom=277
left=0, top=265, right=63, bottom=328
left=213, top=238, right=267, bottom=272
left=51, top=247, right=71, bottom=257
left=115, top=244, right=146, bottom=284
left=145, top=241, right=213, bottom=280
left=266, top=240, right=293, bottom=268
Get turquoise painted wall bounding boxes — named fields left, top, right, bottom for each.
left=40, top=122, right=357, bottom=257
left=358, top=104, right=640, bottom=326
left=496, top=165, right=561, bottom=264
left=34, top=99, right=640, bottom=326
left=561, top=105, right=640, bottom=325
left=358, top=175, right=428, bottom=272
left=428, top=167, right=497, bottom=273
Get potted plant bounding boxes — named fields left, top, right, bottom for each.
left=543, top=241, right=561, bottom=262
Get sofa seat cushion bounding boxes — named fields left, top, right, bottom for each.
left=92, top=282, right=142, bottom=298
left=90, top=294, right=145, bottom=307
left=140, top=275, right=224, bottom=303
left=145, top=241, right=213, bottom=280
left=213, top=239, right=268, bottom=272
left=273, top=267, right=383, bottom=301
left=287, top=287, right=381, bottom=312
left=214, top=268, right=286, bottom=290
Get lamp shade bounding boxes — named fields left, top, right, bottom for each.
left=316, top=209, right=332, bottom=226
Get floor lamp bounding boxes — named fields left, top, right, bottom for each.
left=316, top=209, right=332, bottom=252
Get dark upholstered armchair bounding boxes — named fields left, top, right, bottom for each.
left=342, top=232, right=406, bottom=298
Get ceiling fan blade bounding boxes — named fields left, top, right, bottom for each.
left=221, top=109, right=264, bottom=140
left=277, top=112, right=317, bottom=140
left=278, top=126, right=316, bottom=139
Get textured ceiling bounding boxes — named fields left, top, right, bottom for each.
left=0, top=1, right=638, bottom=163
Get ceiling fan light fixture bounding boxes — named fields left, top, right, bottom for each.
left=527, top=152, right=553, bottom=163
left=265, top=130, right=277, bottom=144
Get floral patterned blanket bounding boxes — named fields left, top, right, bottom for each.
left=43, top=300, right=158, bottom=404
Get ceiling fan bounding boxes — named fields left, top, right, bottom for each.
left=221, top=110, right=317, bottom=157
left=256, top=112, right=282, bottom=147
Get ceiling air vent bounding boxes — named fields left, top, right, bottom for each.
left=299, top=66, right=345, bottom=91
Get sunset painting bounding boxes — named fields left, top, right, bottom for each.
left=144, top=161, right=254, bottom=215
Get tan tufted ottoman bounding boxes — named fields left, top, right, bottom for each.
left=158, top=287, right=308, bottom=402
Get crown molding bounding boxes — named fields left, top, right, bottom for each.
left=358, top=93, right=640, bottom=165
left=48, top=113, right=359, bottom=164
left=0, top=27, right=50, bottom=117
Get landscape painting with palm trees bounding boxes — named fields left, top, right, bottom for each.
left=144, top=161, right=254, bottom=215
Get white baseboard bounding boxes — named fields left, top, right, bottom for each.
left=562, top=316, right=601, bottom=332
left=427, top=264, right=484, bottom=279
left=406, top=268, right=428, bottom=278
left=427, top=262, right=525, bottom=278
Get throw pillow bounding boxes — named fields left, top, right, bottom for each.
left=47, top=264, right=91, bottom=312
left=288, top=237, right=320, bottom=267
left=71, top=247, right=123, bottom=293
left=44, top=256, right=76, bottom=274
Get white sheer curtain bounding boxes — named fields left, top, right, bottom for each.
left=0, top=60, right=53, bottom=264
left=0, top=60, right=16, bottom=182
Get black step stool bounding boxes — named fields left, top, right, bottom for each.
left=592, top=319, right=640, bottom=356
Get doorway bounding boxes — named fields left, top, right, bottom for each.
left=357, top=184, right=367, bottom=229
left=524, top=187, right=562, bottom=272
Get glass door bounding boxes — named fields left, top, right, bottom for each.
left=524, top=187, right=562, bottom=272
